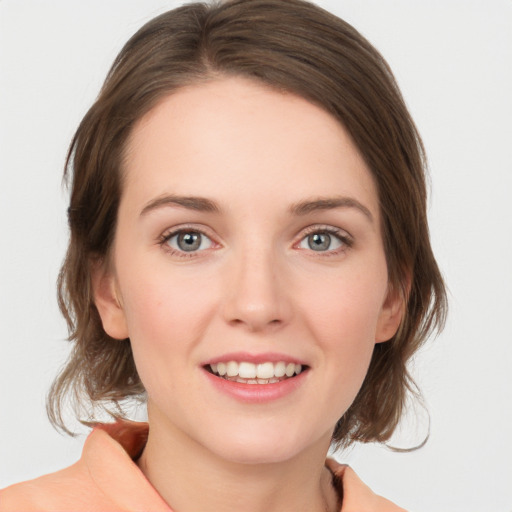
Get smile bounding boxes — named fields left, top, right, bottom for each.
left=207, top=361, right=305, bottom=384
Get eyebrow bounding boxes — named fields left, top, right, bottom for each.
left=289, top=196, right=373, bottom=222
left=140, top=194, right=373, bottom=222
left=140, top=194, right=221, bottom=216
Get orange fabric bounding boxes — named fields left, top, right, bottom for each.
left=0, top=421, right=406, bottom=511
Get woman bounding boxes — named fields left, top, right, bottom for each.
left=0, top=0, right=446, bottom=510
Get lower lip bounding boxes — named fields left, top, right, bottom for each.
left=203, top=369, right=308, bottom=403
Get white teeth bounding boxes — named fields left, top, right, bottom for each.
left=257, top=362, right=274, bottom=379
left=274, top=361, right=286, bottom=377
left=226, top=361, right=238, bottom=377
left=285, top=363, right=295, bottom=377
left=238, top=362, right=257, bottom=379
left=209, top=360, right=304, bottom=381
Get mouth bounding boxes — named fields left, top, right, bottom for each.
left=204, top=360, right=308, bottom=384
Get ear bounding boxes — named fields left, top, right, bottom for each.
left=91, top=260, right=129, bottom=340
left=375, top=279, right=409, bottom=344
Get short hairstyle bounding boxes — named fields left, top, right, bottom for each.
left=48, top=0, right=447, bottom=447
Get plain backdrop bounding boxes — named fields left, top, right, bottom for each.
left=1, top=1, right=511, bottom=511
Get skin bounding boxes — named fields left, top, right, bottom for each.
left=93, top=77, right=403, bottom=512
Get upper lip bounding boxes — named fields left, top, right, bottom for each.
left=202, top=352, right=308, bottom=366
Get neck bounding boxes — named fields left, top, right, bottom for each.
left=136, top=409, right=339, bottom=512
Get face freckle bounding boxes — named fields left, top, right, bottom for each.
left=95, top=76, right=402, bottom=465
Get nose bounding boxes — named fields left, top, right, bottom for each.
left=221, top=247, right=292, bottom=332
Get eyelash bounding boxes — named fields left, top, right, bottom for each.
left=158, top=224, right=216, bottom=259
left=158, top=224, right=353, bottom=258
left=296, top=225, right=353, bottom=256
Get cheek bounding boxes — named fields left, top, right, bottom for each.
left=115, top=266, right=217, bottom=387
left=118, top=257, right=215, bottom=338
left=303, top=267, right=387, bottom=344
left=299, top=268, right=387, bottom=403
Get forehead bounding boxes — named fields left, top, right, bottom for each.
left=121, top=77, right=379, bottom=218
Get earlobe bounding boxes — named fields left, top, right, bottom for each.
left=91, top=260, right=129, bottom=340
left=375, top=281, right=408, bottom=344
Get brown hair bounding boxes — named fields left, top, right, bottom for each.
left=48, top=0, right=447, bottom=447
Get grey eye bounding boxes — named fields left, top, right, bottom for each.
left=167, top=231, right=213, bottom=252
left=307, top=233, right=331, bottom=251
left=177, top=232, right=201, bottom=251
left=298, top=231, right=345, bottom=252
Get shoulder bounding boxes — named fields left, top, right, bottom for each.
left=326, top=459, right=408, bottom=512
left=0, top=421, right=169, bottom=512
left=0, top=460, right=109, bottom=511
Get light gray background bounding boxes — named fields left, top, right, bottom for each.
left=1, top=1, right=511, bottom=511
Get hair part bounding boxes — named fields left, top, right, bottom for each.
left=48, top=0, right=447, bottom=446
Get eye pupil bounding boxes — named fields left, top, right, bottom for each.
left=178, top=232, right=201, bottom=251
left=308, top=233, right=331, bottom=251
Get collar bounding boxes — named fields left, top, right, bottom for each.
left=86, top=420, right=405, bottom=512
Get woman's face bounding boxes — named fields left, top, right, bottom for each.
left=95, top=77, right=402, bottom=464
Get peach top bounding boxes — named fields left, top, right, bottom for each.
left=0, top=421, right=406, bottom=511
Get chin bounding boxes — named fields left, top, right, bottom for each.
left=214, top=443, right=299, bottom=465
left=202, top=423, right=328, bottom=465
